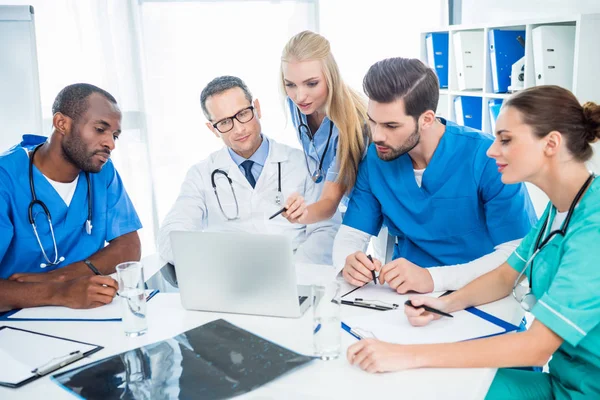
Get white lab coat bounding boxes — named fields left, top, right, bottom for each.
left=157, top=136, right=340, bottom=265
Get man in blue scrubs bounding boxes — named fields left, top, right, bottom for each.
left=334, top=58, right=537, bottom=293
left=0, top=83, right=142, bottom=311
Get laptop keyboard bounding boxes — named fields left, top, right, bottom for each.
left=298, top=296, right=308, bottom=306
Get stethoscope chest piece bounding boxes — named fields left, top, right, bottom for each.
left=312, top=170, right=323, bottom=183
left=520, top=292, right=537, bottom=312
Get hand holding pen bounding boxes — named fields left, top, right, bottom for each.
left=341, top=251, right=382, bottom=287
left=278, top=192, right=308, bottom=223
left=404, top=296, right=453, bottom=326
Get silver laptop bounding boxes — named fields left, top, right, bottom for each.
left=169, top=231, right=311, bottom=318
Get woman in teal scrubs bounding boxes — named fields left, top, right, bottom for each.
left=346, top=85, right=600, bottom=399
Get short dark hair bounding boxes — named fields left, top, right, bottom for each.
left=363, top=57, right=439, bottom=120
left=52, top=83, right=117, bottom=122
left=504, top=85, right=600, bottom=162
left=200, top=76, right=253, bottom=120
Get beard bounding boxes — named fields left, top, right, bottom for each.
left=375, top=122, right=420, bottom=162
left=61, top=127, right=108, bottom=173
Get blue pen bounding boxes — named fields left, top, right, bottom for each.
left=341, top=322, right=363, bottom=340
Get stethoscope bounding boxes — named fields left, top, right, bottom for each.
left=296, top=107, right=333, bottom=183
left=211, top=162, right=282, bottom=221
left=512, top=173, right=595, bottom=311
left=28, top=143, right=93, bottom=268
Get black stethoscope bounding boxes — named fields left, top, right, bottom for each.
left=28, top=143, right=93, bottom=268
left=210, top=162, right=282, bottom=221
left=296, top=107, right=333, bottom=184
left=512, top=173, right=595, bottom=311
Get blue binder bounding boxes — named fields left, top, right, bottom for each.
left=426, top=32, right=449, bottom=88
left=488, top=99, right=503, bottom=132
left=454, top=96, right=482, bottom=130
left=489, top=29, right=525, bottom=93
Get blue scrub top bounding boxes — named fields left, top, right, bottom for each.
left=287, top=97, right=340, bottom=183
left=343, top=119, right=538, bottom=267
left=0, top=135, right=142, bottom=278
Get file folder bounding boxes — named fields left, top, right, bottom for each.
left=0, top=290, right=159, bottom=322
left=489, top=99, right=503, bottom=132
left=489, top=29, right=526, bottom=93
left=532, top=25, right=575, bottom=90
left=426, top=32, right=449, bottom=88
left=454, top=96, right=482, bottom=130
left=453, top=31, right=484, bottom=90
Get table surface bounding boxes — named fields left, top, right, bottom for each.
left=0, top=256, right=524, bottom=400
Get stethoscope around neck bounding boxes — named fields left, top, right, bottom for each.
left=210, top=161, right=282, bottom=221
left=28, top=143, right=93, bottom=268
left=512, top=173, right=595, bottom=311
left=296, top=107, right=333, bottom=184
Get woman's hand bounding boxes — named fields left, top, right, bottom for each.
left=404, top=296, right=450, bottom=326
left=347, top=339, right=417, bottom=373
left=281, top=193, right=309, bottom=224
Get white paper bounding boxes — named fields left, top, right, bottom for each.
left=0, top=327, right=96, bottom=385
left=7, top=290, right=156, bottom=321
left=344, top=308, right=504, bottom=345
left=342, top=282, right=444, bottom=307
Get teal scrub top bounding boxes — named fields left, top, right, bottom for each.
left=0, top=135, right=142, bottom=279
left=507, top=177, right=600, bottom=398
left=343, top=119, right=537, bottom=267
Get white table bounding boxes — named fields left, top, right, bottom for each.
left=0, top=256, right=524, bottom=400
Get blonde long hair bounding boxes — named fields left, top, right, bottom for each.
left=280, top=31, right=370, bottom=193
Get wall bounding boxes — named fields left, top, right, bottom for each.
left=461, top=0, right=600, bottom=24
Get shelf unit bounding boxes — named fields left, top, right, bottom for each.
left=421, top=14, right=600, bottom=215
left=422, top=14, right=600, bottom=133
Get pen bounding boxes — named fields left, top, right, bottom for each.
left=268, top=207, right=287, bottom=220
left=341, top=299, right=397, bottom=311
left=32, top=350, right=84, bottom=376
left=404, top=300, right=454, bottom=318
left=84, top=259, right=120, bottom=297
left=366, top=254, right=377, bottom=285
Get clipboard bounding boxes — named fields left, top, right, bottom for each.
left=0, top=289, right=159, bottom=322
left=341, top=287, right=519, bottom=341
left=0, top=326, right=102, bottom=388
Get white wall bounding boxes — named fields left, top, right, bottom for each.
left=461, top=0, right=600, bottom=24
left=318, top=0, right=446, bottom=93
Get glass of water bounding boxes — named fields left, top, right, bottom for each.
left=312, top=282, right=341, bottom=360
left=116, top=261, right=148, bottom=337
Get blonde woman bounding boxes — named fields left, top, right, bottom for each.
left=280, top=31, right=370, bottom=223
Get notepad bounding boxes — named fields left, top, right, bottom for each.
left=1, top=290, right=158, bottom=321
left=0, top=326, right=101, bottom=388
left=344, top=308, right=506, bottom=344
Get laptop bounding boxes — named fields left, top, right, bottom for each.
left=169, top=231, right=311, bottom=318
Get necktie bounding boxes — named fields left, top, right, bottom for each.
left=241, top=160, right=256, bottom=188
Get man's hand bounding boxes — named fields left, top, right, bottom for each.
left=9, top=263, right=90, bottom=283
left=56, top=275, right=119, bottom=309
left=282, top=192, right=308, bottom=224
left=347, top=339, right=417, bottom=373
left=378, top=258, right=434, bottom=294
left=342, top=252, right=382, bottom=286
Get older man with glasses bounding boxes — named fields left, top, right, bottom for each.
left=157, top=75, right=341, bottom=265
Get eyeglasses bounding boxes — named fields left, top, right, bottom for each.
left=212, top=106, right=255, bottom=133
